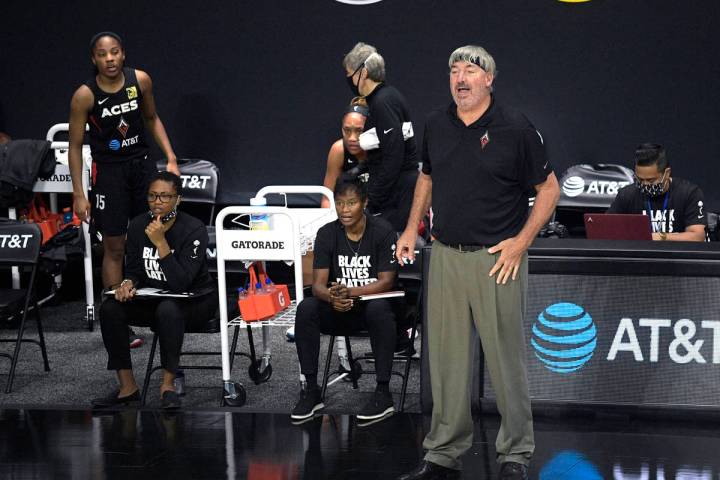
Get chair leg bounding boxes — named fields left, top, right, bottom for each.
left=141, top=334, right=160, bottom=406
left=5, top=310, right=30, bottom=394
left=34, top=302, right=50, bottom=372
left=229, top=326, right=240, bottom=371
left=320, top=336, right=336, bottom=401
left=344, top=336, right=358, bottom=390
left=399, top=295, right=422, bottom=412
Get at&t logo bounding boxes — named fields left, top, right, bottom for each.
left=562, top=176, right=585, bottom=197
left=532, top=302, right=597, bottom=373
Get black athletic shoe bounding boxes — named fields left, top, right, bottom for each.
left=290, top=388, right=324, bottom=421
left=161, top=390, right=182, bottom=409
left=91, top=389, right=140, bottom=408
left=498, top=462, right=528, bottom=480
left=357, top=391, right=395, bottom=421
left=395, top=460, right=461, bottom=480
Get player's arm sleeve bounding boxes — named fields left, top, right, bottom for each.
left=158, top=226, right=209, bottom=292
left=376, top=229, right=399, bottom=274
left=522, top=127, right=552, bottom=189
left=684, top=185, right=707, bottom=227
left=312, top=226, right=333, bottom=270
left=367, top=101, right=406, bottom=212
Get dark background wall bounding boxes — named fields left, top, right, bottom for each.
left=2, top=1, right=719, bottom=206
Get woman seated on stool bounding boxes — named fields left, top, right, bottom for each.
left=93, top=171, right=217, bottom=409
left=292, top=177, right=399, bottom=423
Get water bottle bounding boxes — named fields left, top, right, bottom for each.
left=255, top=281, right=266, bottom=296
left=237, top=287, right=248, bottom=300
left=249, top=197, right=271, bottom=231
left=262, top=277, right=275, bottom=294
left=62, top=207, right=73, bottom=224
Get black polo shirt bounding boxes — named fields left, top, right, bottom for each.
left=422, top=97, right=552, bottom=245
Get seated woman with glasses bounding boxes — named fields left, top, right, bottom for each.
left=291, top=177, right=399, bottom=424
left=92, top=171, right=217, bottom=409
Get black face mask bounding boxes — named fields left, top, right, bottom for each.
left=148, top=208, right=177, bottom=223
left=346, top=62, right=365, bottom=96
left=635, top=171, right=668, bottom=198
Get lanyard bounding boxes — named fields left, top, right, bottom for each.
left=647, top=192, right=669, bottom=233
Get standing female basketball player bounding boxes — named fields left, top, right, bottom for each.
left=68, top=32, right=180, bottom=347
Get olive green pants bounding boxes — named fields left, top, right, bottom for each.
left=423, top=241, right=534, bottom=470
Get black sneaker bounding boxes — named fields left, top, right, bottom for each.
left=357, top=391, right=394, bottom=421
left=498, top=462, right=528, bottom=480
left=290, top=388, right=324, bottom=421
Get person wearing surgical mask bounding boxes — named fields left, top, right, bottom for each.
left=607, top=143, right=706, bottom=241
left=342, top=42, right=418, bottom=232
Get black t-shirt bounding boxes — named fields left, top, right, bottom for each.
left=342, top=144, right=368, bottom=181
left=125, top=211, right=214, bottom=294
left=313, top=215, right=398, bottom=288
left=84, top=67, right=149, bottom=163
left=422, top=97, right=552, bottom=245
left=364, top=83, right=418, bottom=212
left=607, top=177, right=707, bottom=233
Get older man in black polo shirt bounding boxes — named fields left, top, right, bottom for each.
left=395, top=46, right=560, bottom=480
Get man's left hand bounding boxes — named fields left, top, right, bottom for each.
left=145, top=215, right=167, bottom=247
left=487, top=236, right=528, bottom=285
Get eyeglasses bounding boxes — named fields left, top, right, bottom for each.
left=335, top=199, right=361, bottom=209
left=147, top=193, right=178, bottom=203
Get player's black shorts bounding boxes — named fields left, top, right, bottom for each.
left=91, top=155, right=157, bottom=237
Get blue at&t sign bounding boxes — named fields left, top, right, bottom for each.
left=531, top=302, right=597, bottom=373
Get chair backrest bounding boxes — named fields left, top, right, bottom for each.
left=156, top=159, right=219, bottom=205
left=0, top=221, right=41, bottom=265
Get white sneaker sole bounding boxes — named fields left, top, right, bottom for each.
left=290, top=402, right=325, bottom=420
left=356, top=405, right=395, bottom=421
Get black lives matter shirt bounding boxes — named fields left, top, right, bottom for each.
left=607, top=178, right=707, bottom=233
left=84, top=67, right=149, bottom=163
left=125, top=211, right=214, bottom=294
left=313, top=215, right=397, bottom=288
left=422, top=98, right=552, bottom=245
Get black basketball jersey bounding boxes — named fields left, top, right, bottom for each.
left=84, top=67, right=149, bottom=163
left=342, top=144, right=363, bottom=172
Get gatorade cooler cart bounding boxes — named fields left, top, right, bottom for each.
left=215, top=186, right=335, bottom=406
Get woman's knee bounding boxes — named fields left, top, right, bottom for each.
left=365, top=299, right=395, bottom=321
left=100, top=298, right=127, bottom=326
left=295, top=297, right=322, bottom=326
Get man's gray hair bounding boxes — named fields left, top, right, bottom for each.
left=343, top=42, right=386, bottom=82
left=448, top=45, right=497, bottom=76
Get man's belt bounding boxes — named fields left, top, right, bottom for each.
left=444, top=243, right=488, bottom=252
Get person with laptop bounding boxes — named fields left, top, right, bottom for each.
left=607, top=143, right=706, bottom=241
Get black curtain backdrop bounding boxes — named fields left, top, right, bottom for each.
left=2, top=1, right=719, bottom=206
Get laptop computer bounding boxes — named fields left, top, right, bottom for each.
left=584, top=213, right=653, bottom=241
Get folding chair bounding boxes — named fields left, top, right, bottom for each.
left=320, top=249, right=424, bottom=412
left=140, top=310, right=245, bottom=406
left=0, top=221, right=49, bottom=393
